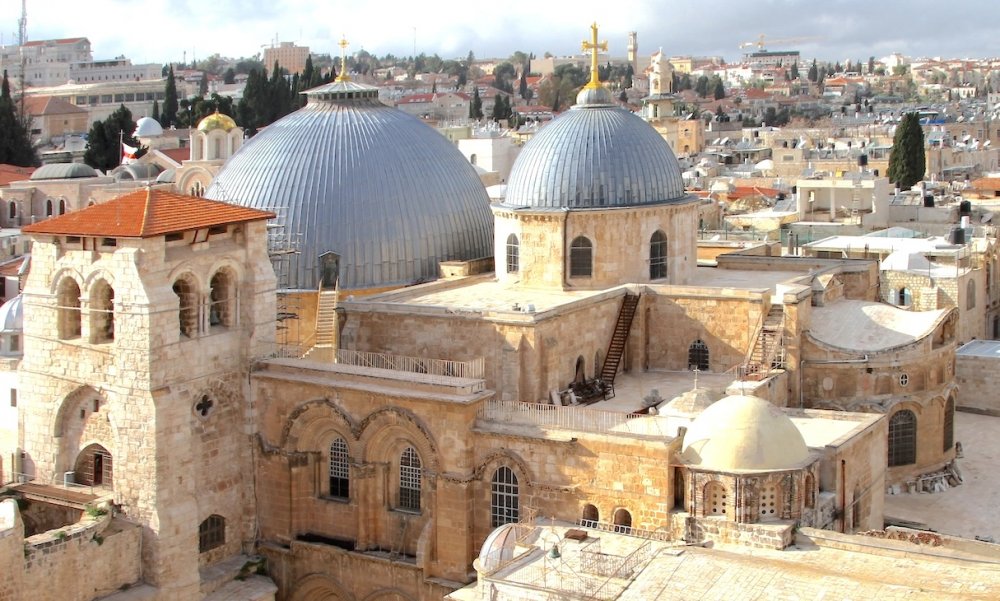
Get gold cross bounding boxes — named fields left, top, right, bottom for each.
left=336, top=35, right=350, bottom=82
left=581, top=22, right=608, bottom=89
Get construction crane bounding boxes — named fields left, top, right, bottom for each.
left=739, top=34, right=820, bottom=52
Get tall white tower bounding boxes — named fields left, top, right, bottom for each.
left=627, top=31, right=638, bottom=78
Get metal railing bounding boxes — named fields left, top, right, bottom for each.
left=477, top=400, right=672, bottom=437
left=335, top=349, right=484, bottom=380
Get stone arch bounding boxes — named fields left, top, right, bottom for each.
left=472, top=449, right=534, bottom=487
left=569, top=235, right=593, bottom=278
left=357, top=407, right=439, bottom=472
left=280, top=397, right=356, bottom=451
left=804, top=473, right=816, bottom=508
left=74, top=442, right=113, bottom=487
left=581, top=503, right=599, bottom=525
left=88, top=277, right=115, bottom=344
left=208, top=265, right=239, bottom=328
left=613, top=507, right=633, bottom=532
left=176, top=167, right=214, bottom=196
left=171, top=271, right=202, bottom=338
left=361, top=589, right=417, bottom=601
left=290, top=574, right=355, bottom=601
left=703, top=480, right=728, bottom=517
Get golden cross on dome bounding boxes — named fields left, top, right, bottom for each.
left=336, top=35, right=350, bottom=82
left=581, top=22, right=608, bottom=90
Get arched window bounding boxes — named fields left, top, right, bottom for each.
left=581, top=504, right=599, bottom=527
left=74, top=443, right=112, bottom=487
left=90, top=279, right=114, bottom=343
left=613, top=508, right=632, bottom=533
left=967, top=279, right=976, bottom=310
left=490, top=466, right=519, bottom=527
left=704, top=481, right=727, bottom=517
left=59, top=199, right=66, bottom=215
left=506, top=234, right=519, bottom=273
left=470, top=153, right=478, bottom=165
left=649, top=230, right=668, bottom=280
left=398, top=446, right=422, bottom=511
left=569, top=236, right=593, bottom=278
left=209, top=269, right=235, bottom=328
left=329, top=437, right=350, bottom=498
left=199, top=514, right=225, bottom=553
left=8, top=201, right=15, bottom=220
left=804, top=474, right=816, bottom=509
left=888, top=409, right=917, bottom=467
left=57, top=278, right=82, bottom=339
left=172, top=277, right=198, bottom=337
left=943, top=398, right=955, bottom=452
left=688, top=339, right=709, bottom=371
left=897, top=287, right=912, bottom=307
left=45, top=199, right=53, bottom=216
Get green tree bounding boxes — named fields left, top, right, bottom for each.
left=223, top=68, right=236, bottom=85
left=470, top=87, right=483, bottom=119
left=161, top=65, right=178, bottom=128
left=807, top=59, right=818, bottom=82
left=84, top=104, right=139, bottom=171
left=518, top=70, right=528, bottom=99
left=151, top=99, right=160, bottom=123
left=711, top=76, right=725, bottom=100
left=790, top=62, right=799, bottom=80
left=887, top=112, right=926, bottom=189
left=0, top=70, right=36, bottom=166
left=198, top=71, right=209, bottom=96
left=868, top=56, right=876, bottom=74
left=694, top=75, right=709, bottom=98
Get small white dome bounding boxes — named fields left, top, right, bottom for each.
left=0, top=294, right=23, bottom=333
left=681, top=394, right=809, bottom=472
left=134, top=117, right=164, bottom=138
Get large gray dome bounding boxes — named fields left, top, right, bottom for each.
left=503, top=102, right=686, bottom=209
left=206, top=80, right=493, bottom=291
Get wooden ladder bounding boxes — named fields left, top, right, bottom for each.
left=600, top=293, right=640, bottom=385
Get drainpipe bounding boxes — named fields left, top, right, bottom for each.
left=840, top=459, right=847, bottom=533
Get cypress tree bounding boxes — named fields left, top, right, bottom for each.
left=887, top=112, right=926, bottom=190
left=162, top=66, right=178, bottom=127
left=0, top=70, right=37, bottom=166
left=151, top=99, right=160, bottom=123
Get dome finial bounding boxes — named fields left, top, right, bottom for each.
left=581, top=22, right=608, bottom=90
left=336, top=35, right=351, bottom=82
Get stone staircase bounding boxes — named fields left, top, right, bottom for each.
left=303, top=289, right=339, bottom=361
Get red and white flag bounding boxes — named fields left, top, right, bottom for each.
left=121, top=142, right=138, bottom=165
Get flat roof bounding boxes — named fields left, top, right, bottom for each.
left=957, top=339, right=1000, bottom=358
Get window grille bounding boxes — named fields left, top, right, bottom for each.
left=398, top=446, right=422, bottom=511
left=329, top=437, right=350, bottom=498
left=649, top=231, right=668, bottom=280
left=491, top=466, right=519, bottom=527
left=569, top=237, right=593, bottom=277
left=888, top=410, right=917, bottom=466
left=199, top=514, right=225, bottom=553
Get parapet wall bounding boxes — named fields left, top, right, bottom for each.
left=1, top=500, right=143, bottom=601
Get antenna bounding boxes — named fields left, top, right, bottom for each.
left=17, top=0, right=26, bottom=114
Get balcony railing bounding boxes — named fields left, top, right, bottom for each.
left=335, top=349, right=484, bottom=380
left=477, top=400, right=673, bottom=438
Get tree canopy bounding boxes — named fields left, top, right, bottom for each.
left=887, top=112, right=926, bottom=190
left=84, top=104, right=139, bottom=172
left=0, top=70, right=37, bottom=167
left=161, top=66, right=178, bottom=128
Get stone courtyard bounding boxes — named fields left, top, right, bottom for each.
left=883, top=410, right=1000, bottom=542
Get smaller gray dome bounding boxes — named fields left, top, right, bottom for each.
left=155, top=168, right=177, bottom=184
left=111, top=163, right=162, bottom=181
left=0, top=294, right=23, bottom=332
left=30, top=163, right=98, bottom=180
left=576, top=86, right=614, bottom=106
left=134, top=117, right=164, bottom=137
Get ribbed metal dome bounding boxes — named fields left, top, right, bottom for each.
left=503, top=104, right=686, bottom=209
left=206, top=81, right=493, bottom=291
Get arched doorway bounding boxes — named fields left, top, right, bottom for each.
left=74, top=443, right=112, bottom=488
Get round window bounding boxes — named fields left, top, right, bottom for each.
left=899, top=373, right=909, bottom=386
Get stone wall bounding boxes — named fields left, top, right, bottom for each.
left=955, top=354, right=1000, bottom=415
left=673, top=513, right=795, bottom=550
left=0, top=499, right=24, bottom=601
left=13, top=509, right=143, bottom=601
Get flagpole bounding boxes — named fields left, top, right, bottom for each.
left=119, top=129, right=124, bottom=166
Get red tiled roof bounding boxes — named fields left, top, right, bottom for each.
left=0, top=164, right=35, bottom=186
left=22, top=95, right=87, bottom=116
left=398, top=93, right=434, bottom=104
left=158, top=147, right=189, bottom=164
left=0, top=257, right=27, bottom=278
left=970, top=178, right=1000, bottom=192
left=22, top=37, right=87, bottom=47
left=22, top=188, right=275, bottom=238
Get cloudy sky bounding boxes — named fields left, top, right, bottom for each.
left=4, top=0, right=996, bottom=66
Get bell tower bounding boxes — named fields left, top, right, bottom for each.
left=17, top=189, right=276, bottom=595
